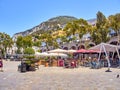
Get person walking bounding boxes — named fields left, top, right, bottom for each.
left=0, top=57, right=3, bottom=72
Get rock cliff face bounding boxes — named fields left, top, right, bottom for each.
left=12, top=16, right=78, bottom=40
left=12, top=16, right=96, bottom=41
left=87, top=18, right=96, bottom=26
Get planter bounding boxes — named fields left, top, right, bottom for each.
left=41, top=60, right=45, bottom=65
left=45, top=62, right=49, bottom=67
left=38, top=60, right=42, bottom=65
left=52, top=60, right=58, bottom=67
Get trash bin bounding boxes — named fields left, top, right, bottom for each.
left=20, top=62, right=27, bottom=72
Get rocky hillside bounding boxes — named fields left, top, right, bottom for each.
left=87, top=18, right=96, bottom=26
left=12, top=16, right=78, bottom=39
left=12, top=16, right=96, bottom=41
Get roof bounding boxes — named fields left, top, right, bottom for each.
left=89, top=42, right=120, bottom=52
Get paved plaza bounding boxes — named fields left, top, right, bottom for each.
left=0, top=60, right=120, bottom=90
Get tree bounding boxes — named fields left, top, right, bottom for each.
left=96, top=11, right=110, bottom=43
left=0, top=32, right=13, bottom=57
left=60, top=36, right=68, bottom=44
left=24, top=47, right=35, bottom=55
left=63, top=18, right=89, bottom=46
left=16, top=35, right=33, bottom=54
left=63, top=22, right=78, bottom=36
left=22, top=35, right=33, bottom=48
left=23, top=47, right=35, bottom=60
left=16, top=36, right=23, bottom=53
left=90, top=11, right=110, bottom=44
left=90, top=26, right=101, bottom=44
left=75, top=18, right=90, bottom=42
left=33, top=40, right=42, bottom=47
left=40, top=32, right=55, bottom=50
left=108, top=13, right=120, bottom=44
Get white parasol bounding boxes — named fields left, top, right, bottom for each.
left=47, top=48, right=68, bottom=53
left=35, top=52, right=68, bottom=57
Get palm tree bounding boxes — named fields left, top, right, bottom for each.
left=0, top=33, right=13, bottom=57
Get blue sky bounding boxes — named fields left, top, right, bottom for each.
left=0, top=0, right=120, bottom=37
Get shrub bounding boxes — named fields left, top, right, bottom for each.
left=24, top=47, right=35, bottom=55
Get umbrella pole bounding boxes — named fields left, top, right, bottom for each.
left=97, top=45, right=102, bottom=63
left=105, top=68, right=111, bottom=72
left=116, top=47, right=120, bottom=68
left=102, top=45, right=112, bottom=72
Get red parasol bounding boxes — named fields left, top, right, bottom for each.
left=76, top=49, right=100, bottom=53
left=87, top=49, right=100, bottom=53
left=76, top=49, right=89, bottom=53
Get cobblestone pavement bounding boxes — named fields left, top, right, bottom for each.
left=0, top=60, right=120, bottom=90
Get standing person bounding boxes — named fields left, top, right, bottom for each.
left=0, top=57, right=3, bottom=72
